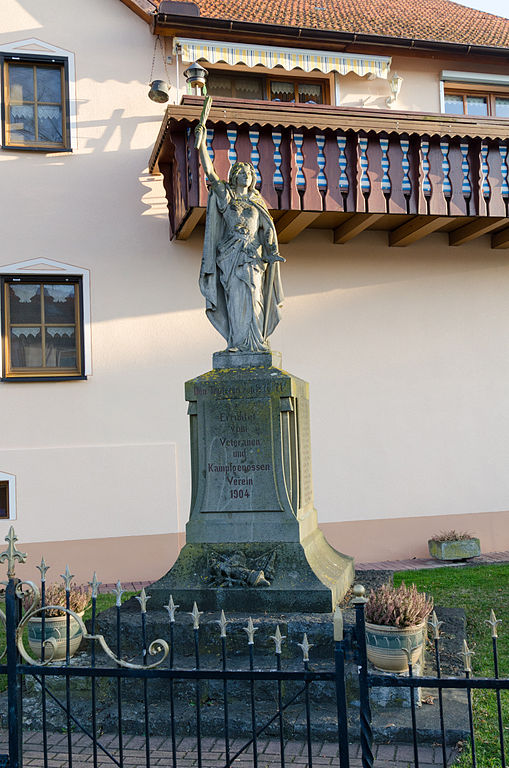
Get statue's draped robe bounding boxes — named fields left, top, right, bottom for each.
left=199, top=181, right=284, bottom=351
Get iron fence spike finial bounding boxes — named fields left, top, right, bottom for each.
left=243, top=616, right=258, bottom=645
left=36, top=556, right=49, bottom=582
left=216, top=609, right=228, bottom=637
left=270, top=624, right=286, bottom=654
left=190, top=601, right=203, bottom=629
left=459, top=638, right=474, bottom=673
left=429, top=610, right=443, bottom=640
left=113, top=580, right=125, bottom=607
left=0, top=526, right=27, bottom=579
left=486, top=609, right=502, bottom=638
left=89, top=572, right=102, bottom=599
left=164, top=595, right=179, bottom=623
left=352, top=583, right=368, bottom=605
left=298, top=632, right=314, bottom=662
left=135, top=587, right=150, bottom=614
left=61, top=565, right=74, bottom=591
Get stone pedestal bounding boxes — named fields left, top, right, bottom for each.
left=148, top=352, right=353, bottom=612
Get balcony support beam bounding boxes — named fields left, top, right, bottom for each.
left=176, top=207, right=205, bottom=241
left=492, top=226, right=509, bottom=249
left=449, top=218, right=507, bottom=247
left=276, top=211, right=321, bottom=243
left=389, top=216, right=448, bottom=247
left=333, top=214, right=384, bottom=244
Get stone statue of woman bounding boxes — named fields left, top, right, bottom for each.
left=195, top=122, right=284, bottom=353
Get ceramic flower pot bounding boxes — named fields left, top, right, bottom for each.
left=28, top=612, right=84, bottom=661
left=365, top=621, right=426, bottom=672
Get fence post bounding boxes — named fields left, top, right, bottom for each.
left=353, top=585, right=374, bottom=768
left=5, top=577, right=23, bottom=768
left=333, top=607, right=350, bottom=768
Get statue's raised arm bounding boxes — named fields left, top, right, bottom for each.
left=195, top=122, right=219, bottom=184
left=196, top=115, right=284, bottom=355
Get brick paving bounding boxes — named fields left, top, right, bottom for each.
left=356, top=549, right=509, bottom=572
left=0, top=731, right=459, bottom=766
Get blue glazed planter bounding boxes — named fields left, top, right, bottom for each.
left=28, top=613, right=84, bottom=660
left=365, top=621, right=426, bottom=672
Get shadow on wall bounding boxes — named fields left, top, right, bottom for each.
left=173, top=226, right=509, bottom=299
left=0, top=109, right=163, bottom=162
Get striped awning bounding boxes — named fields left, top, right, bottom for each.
left=174, top=38, right=391, bottom=79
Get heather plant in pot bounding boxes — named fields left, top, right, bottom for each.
left=26, top=583, right=91, bottom=661
left=364, top=582, right=433, bottom=672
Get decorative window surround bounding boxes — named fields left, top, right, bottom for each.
left=0, top=258, right=91, bottom=377
left=0, top=38, right=77, bottom=150
left=0, top=472, right=16, bottom=520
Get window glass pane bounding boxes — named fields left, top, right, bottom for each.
left=234, top=77, right=264, bottom=100
left=466, top=95, right=488, bottom=116
left=495, top=97, right=509, bottom=118
left=9, top=64, right=34, bottom=102
left=0, top=483, right=8, bottom=519
left=9, top=284, right=41, bottom=323
left=38, top=105, right=63, bottom=143
left=444, top=93, right=464, bottom=114
left=298, top=83, right=323, bottom=104
left=45, top=327, right=76, bottom=368
left=36, top=67, right=61, bottom=103
left=9, top=105, right=36, bottom=142
left=207, top=74, right=234, bottom=98
left=10, top=327, right=42, bottom=368
left=44, top=284, right=76, bottom=323
left=270, top=81, right=295, bottom=102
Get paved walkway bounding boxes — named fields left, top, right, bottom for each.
left=355, top=549, right=509, bottom=571
left=2, top=732, right=459, bottom=767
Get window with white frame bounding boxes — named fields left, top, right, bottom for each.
left=1, top=38, right=77, bottom=151
left=0, top=472, right=16, bottom=520
left=0, top=259, right=91, bottom=381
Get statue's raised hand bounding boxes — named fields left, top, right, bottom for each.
left=195, top=122, right=206, bottom=150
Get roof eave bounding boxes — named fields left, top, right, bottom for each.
left=118, top=0, right=157, bottom=24
left=154, top=12, right=509, bottom=58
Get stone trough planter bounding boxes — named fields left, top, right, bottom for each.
left=428, top=537, right=481, bottom=561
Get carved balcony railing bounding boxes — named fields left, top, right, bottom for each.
left=149, top=96, right=509, bottom=248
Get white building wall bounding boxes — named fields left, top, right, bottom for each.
left=1, top=0, right=508, bottom=582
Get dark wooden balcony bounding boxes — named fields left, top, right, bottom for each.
left=149, top=95, right=509, bottom=248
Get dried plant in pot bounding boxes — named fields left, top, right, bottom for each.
left=364, top=583, right=433, bottom=673
left=428, top=529, right=480, bottom=561
left=26, top=583, right=91, bottom=661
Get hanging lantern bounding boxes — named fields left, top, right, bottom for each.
left=183, top=62, right=209, bottom=92
left=148, top=79, right=170, bottom=103
left=148, top=35, right=171, bottom=103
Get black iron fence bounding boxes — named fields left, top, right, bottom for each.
left=0, top=526, right=508, bottom=768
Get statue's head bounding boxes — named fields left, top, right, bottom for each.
left=229, top=161, right=257, bottom=192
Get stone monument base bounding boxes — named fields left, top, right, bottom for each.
left=147, top=531, right=354, bottom=612
left=150, top=350, right=354, bottom=613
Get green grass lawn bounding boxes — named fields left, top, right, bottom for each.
left=394, top=564, right=509, bottom=767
